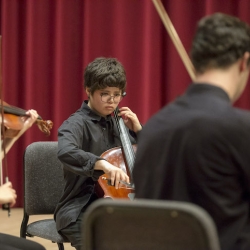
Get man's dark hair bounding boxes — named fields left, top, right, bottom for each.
left=191, top=13, right=250, bottom=74
left=83, top=57, right=126, bottom=94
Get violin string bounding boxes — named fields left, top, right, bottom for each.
left=0, top=104, right=43, bottom=120
left=0, top=105, right=27, bottom=116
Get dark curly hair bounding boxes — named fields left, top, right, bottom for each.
left=83, top=57, right=127, bottom=95
left=191, top=13, right=250, bottom=74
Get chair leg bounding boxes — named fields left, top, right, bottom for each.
left=57, top=242, right=64, bottom=250
left=20, top=213, right=29, bottom=238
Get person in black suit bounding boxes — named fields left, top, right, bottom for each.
left=133, top=13, right=250, bottom=250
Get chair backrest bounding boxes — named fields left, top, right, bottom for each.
left=82, top=198, right=221, bottom=250
left=23, top=141, right=64, bottom=215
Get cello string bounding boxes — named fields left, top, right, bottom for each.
left=114, top=108, right=135, bottom=154
left=114, top=108, right=136, bottom=161
left=113, top=108, right=136, bottom=176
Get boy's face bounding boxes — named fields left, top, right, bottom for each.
left=86, top=87, right=122, bottom=117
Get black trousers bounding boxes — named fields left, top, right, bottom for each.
left=60, top=194, right=98, bottom=250
left=0, top=233, right=46, bottom=250
left=60, top=209, right=84, bottom=250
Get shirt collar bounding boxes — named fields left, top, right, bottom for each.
left=81, top=100, right=112, bottom=122
left=186, top=83, right=231, bottom=102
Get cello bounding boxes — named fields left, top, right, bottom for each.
left=95, top=107, right=136, bottom=201
left=96, top=0, right=195, bottom=201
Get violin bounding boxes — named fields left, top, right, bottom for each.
left=0, top=35, right=53, bottom=216
left=95, top=107, right=136, bottom=200
left=0, top=100, right=53, bottom=138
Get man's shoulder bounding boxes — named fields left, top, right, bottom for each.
left=142, top=100, right=250, bottom=138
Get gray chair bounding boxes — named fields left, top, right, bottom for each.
left=20, top=141, right=69, bottom=250
left=82, top=198, right=221, bottom=250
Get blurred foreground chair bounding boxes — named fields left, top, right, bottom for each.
left=20, top=141, right=69, bottom=250
left=82, top=198, right=220, bottom=250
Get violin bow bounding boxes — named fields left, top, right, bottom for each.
left=152, top=0, right=196, bottom=81
left=0, top=36, right=2, bottom=186
left=0, top=35, right=11, bottom=216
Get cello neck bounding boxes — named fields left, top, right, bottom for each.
left=114, top=108, right=136, bottom=183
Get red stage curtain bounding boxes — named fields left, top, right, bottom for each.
left=0, top=0, right=250, bottom=207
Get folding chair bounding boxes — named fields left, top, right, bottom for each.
left=20, top=141, right=69, bottom=250
left=82, top=198, right=220, bottom=250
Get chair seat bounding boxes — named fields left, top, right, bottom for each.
left=27, top=219, right=68, bottom=243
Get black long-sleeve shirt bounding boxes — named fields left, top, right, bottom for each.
left=54, top=100, right=137, bottom=231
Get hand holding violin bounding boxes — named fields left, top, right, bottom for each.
left=1, top=109, right=42, bottom=159
left=0, top=100, right=53, bottom=138
left=18, top=109, right=39, bottom=137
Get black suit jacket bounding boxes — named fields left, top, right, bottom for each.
left=133, top=83, right=250, bottom=250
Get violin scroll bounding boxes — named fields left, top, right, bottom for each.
left=36, top=119, right=53, bottom=136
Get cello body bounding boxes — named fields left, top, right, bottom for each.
left=95, top=145, right=136, bottom=200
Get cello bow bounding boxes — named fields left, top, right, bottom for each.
left=152, top=0, right=196, bottom=81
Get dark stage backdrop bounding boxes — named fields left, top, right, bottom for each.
left=0, top=0, right=250, bottom=207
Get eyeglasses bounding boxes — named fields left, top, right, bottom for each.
left=100, top=93, right=125, bottom=103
